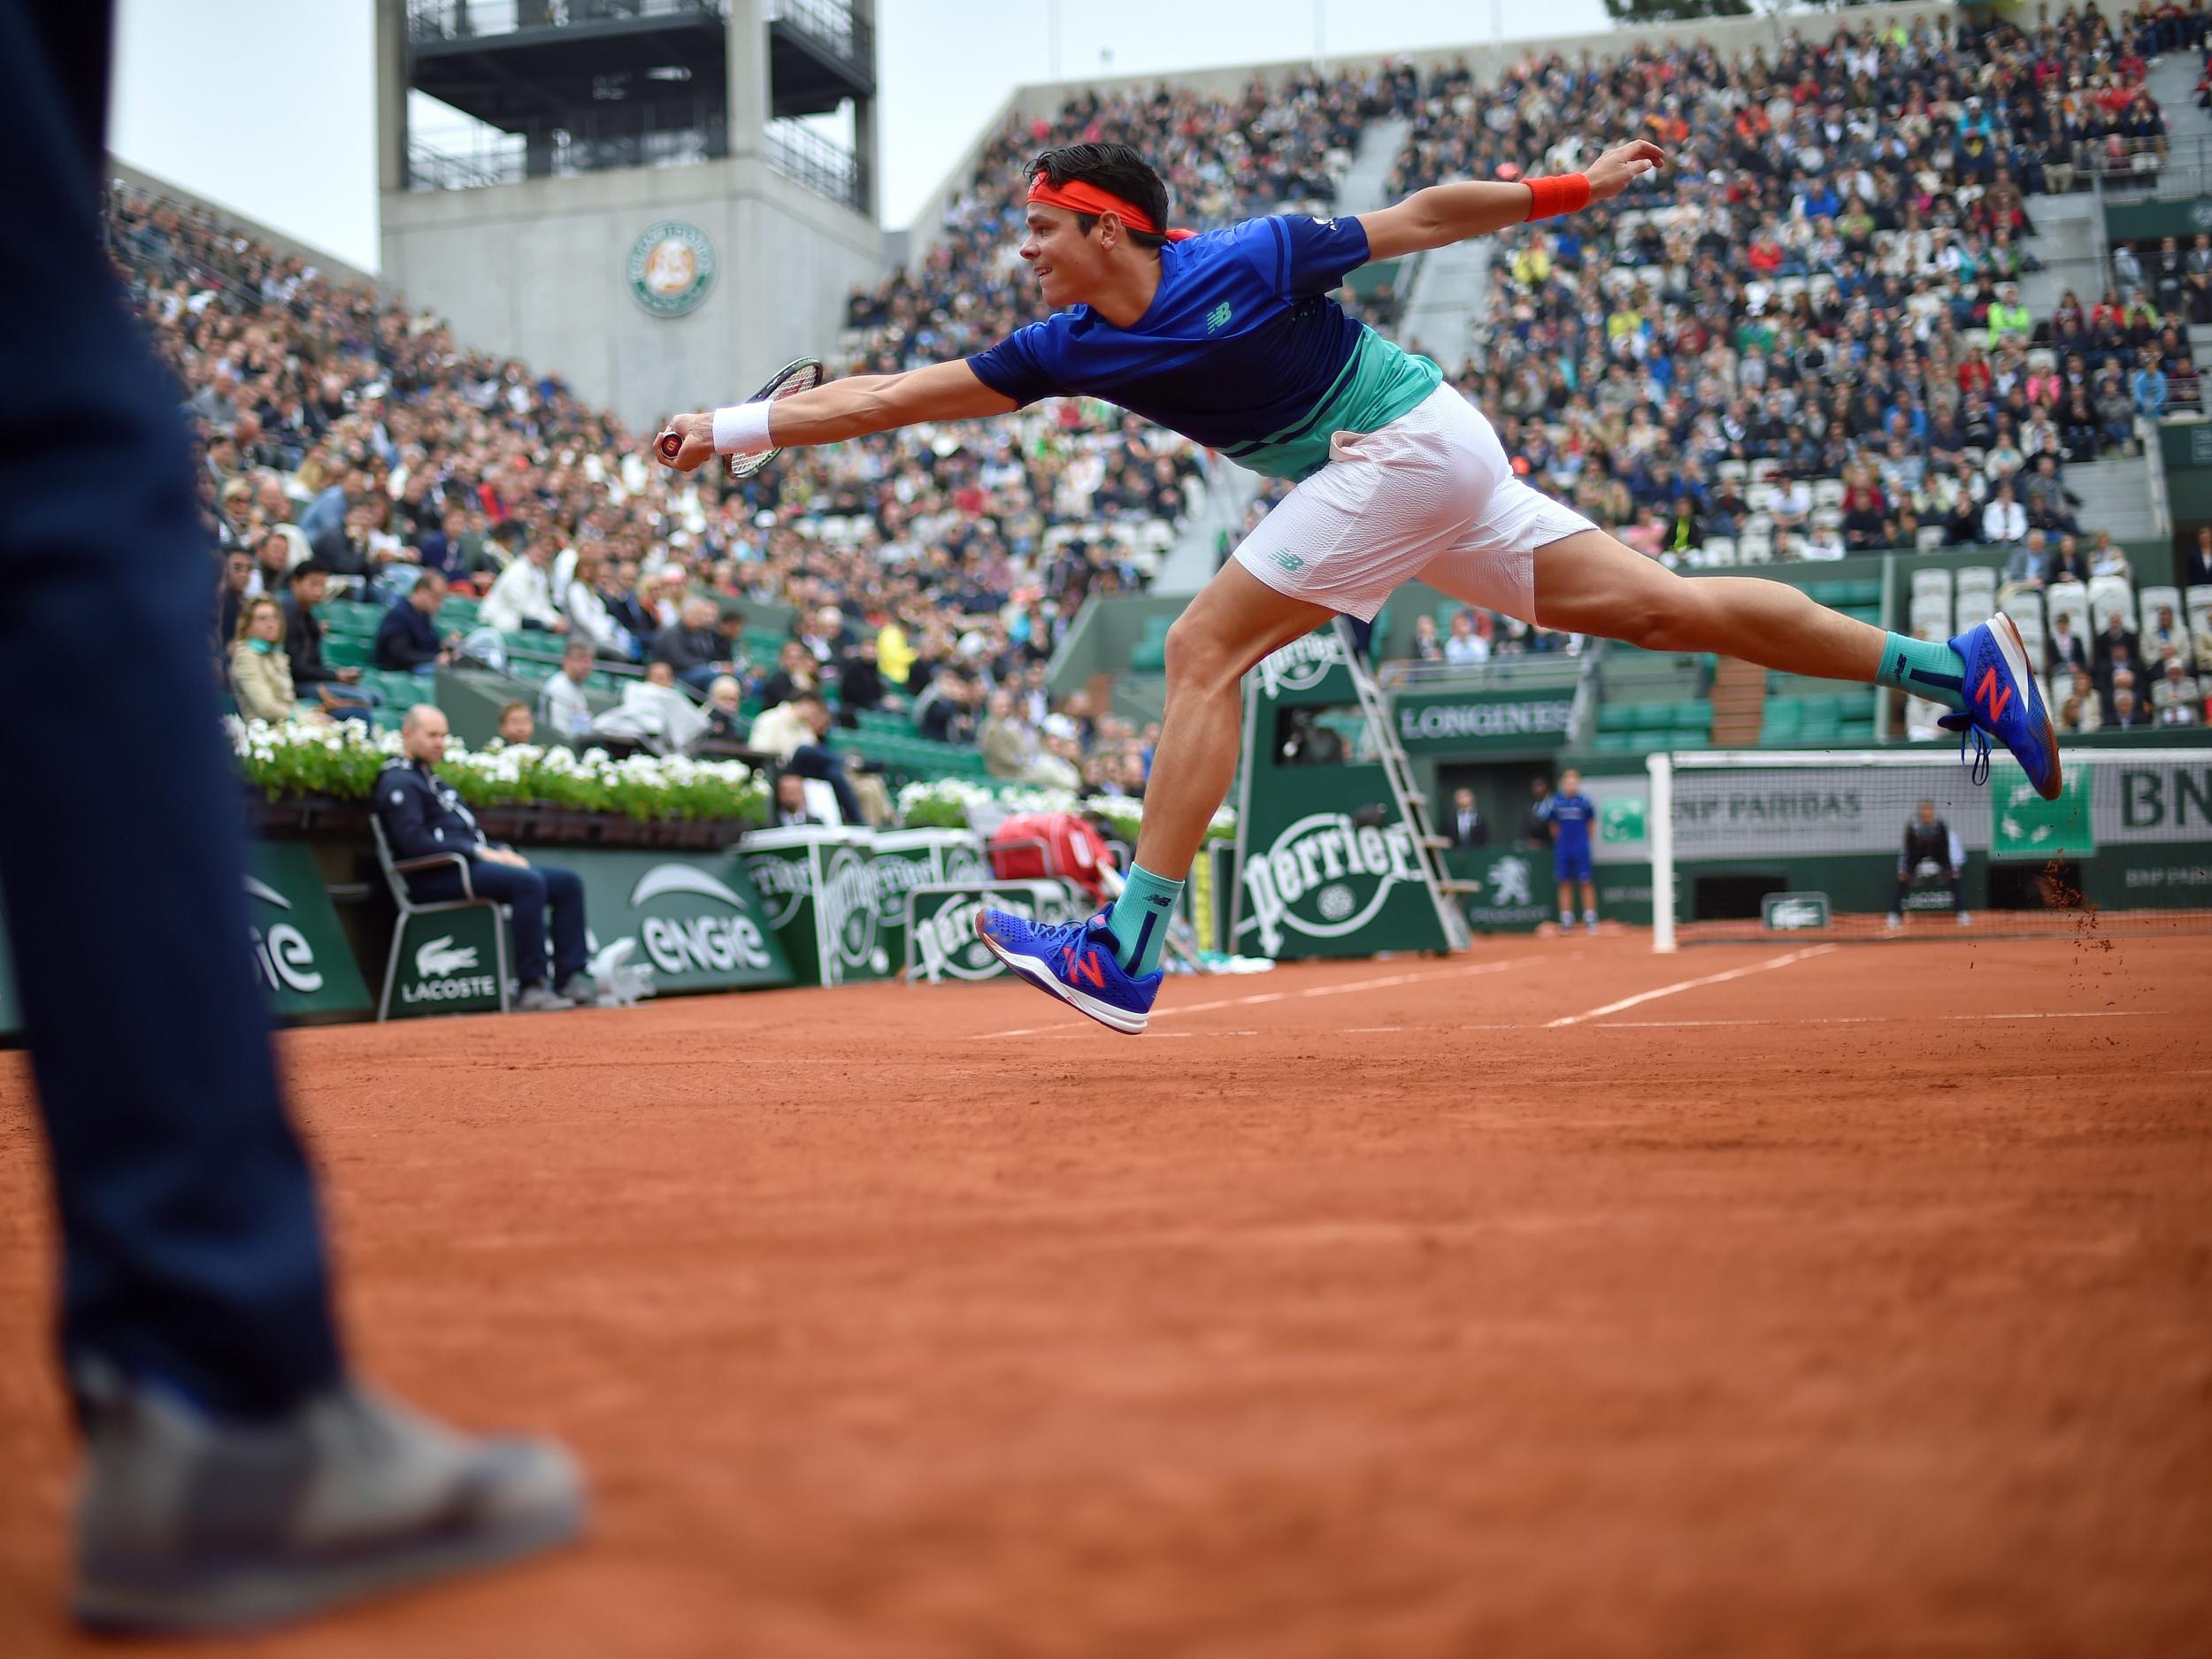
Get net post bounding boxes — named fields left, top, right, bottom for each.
left=1647, top=750, right=1676, bottom=954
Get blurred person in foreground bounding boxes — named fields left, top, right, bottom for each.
left=0, top=2, right=580, bottom=1632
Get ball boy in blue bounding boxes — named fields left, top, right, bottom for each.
left=1546, top=767, right=1599, bottom=932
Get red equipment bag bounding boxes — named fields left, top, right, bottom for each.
left=987, top=811, right=1118, bottom=902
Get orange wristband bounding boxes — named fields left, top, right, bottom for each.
left=1525, top=173, right=1591, bottom=221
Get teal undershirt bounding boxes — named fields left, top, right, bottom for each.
left=1108, top=864, right=1183, bottom=978
left=1874, top=632, right=1969, bottom=710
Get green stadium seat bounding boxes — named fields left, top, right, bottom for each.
left=1596, top=703, right=1637, bottom=733
left=1672, top=703, right=1715, bottom=733
left=1594, top=731, right=1638, bottom=752
left=1632, top=702, right=1677, bottom=731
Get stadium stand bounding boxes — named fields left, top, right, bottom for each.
left=111, top=3, right=2212, bottom=795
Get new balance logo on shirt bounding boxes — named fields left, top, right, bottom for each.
left=1205, top=301, right=1233, bottom=333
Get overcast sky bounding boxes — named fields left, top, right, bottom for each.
left=111, top=0, right=1616, bottom=273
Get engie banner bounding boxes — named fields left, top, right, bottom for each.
left=2, top=840, right=373, bottom=1038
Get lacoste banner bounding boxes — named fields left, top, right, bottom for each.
left=562, top=849, right=793, bottom=994
left=1230, top=628, right=1451, bottom=960
left=387, top=905, right=507, bottom=1018
left=0, top=842, right=370, bottom=1037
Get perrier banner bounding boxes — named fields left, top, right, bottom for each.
left=1230, top=627, right=1452, bottom=961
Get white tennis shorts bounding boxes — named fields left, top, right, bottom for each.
left=1233, top=382, right=1596, bottom=623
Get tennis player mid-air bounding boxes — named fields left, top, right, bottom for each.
left=654, top=142, right=2059, bottom=1034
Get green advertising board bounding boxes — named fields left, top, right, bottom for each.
left=905, top=879, right=1074, bottom=983
left=560, top=849, right=793, bottom=995
left=2, top=841, right=371, bottom=1038
left=246, top=841, right=373, bottom=1019
left=385, top=904, right=509, bottom=1018
left=1393, top=687, right=1576, bottom=754
left=1445, top=845, right=1555, bottom=933
left=741, top=827, right=882, bottom=987
left=1231, top=628, right=1453, bottom=960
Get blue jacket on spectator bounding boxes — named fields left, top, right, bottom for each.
left=374, top=595, right=442, bottom=671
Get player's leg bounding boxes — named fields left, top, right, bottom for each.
left=1555, top=875, right=1574, bottom=929
left=1520, top=527, right=2059, bottom=797
left=1580, top=877, right=1599, bottom=930
left=1134, top=562, right=1337, bottom=885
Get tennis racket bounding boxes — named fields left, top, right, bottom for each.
left=657, top=356, right=823, bottom=480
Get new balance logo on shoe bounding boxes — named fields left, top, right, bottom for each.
left=1061, top=946, right=1107, bottom=991
left=1972, top=665, right=2014, bottom=721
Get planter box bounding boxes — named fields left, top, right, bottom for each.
left=248, top=791, right=759, bottom=849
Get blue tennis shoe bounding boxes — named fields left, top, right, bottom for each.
left=975, top=906, right=1162, bottom=1035
left=1940, top=612, right=2062, bottom=801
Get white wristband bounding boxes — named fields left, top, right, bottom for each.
left=711, top=401, right=773, bottom=455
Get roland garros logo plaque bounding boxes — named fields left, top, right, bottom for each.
left=627, top=220, right=716, bottom=318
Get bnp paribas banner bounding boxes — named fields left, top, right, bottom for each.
left=1580, top=754, right=2212, bottom=867
left=3, top=841, right=371, bottom=1037
left=1230, top=628, right=1451, bottom=960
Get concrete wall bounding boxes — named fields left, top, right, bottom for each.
left=380, top=157, right=881, bottom=430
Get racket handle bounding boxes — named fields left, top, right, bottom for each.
left=657, top=431, right=681, bottom=460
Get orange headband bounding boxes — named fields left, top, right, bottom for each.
left=1026, top=176, right=1194, bottom=242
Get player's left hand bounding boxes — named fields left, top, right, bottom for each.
left=653, top=411, right=716, bottom=473
left=1585, top=140, right=1665, bottom=203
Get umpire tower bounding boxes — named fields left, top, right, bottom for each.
left=375, top=0, right=882, bottom=430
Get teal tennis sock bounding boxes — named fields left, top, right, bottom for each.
left=1874, top=632, right=1968, bottom=710
left=1108, top=864, right=1183, bottom=977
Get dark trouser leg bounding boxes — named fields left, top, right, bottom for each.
left=540, top=866, right=588, bottom=983
left=0, top=0, right=340, bottom=1421
left=1892, top=875, right=1912, bottom=914
left=458, top=861, right=549, bottom=985
left=785, top=742, right=863, bottom=824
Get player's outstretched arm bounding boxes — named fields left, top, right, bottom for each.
left=1356, top=140, right=1664, bottom=261
left=654, top=360, right=1017, bottom=472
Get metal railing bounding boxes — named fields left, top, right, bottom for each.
left=764, top=0, right=871, bottom=69
left=764, top=117, right=866, bottom=211
left=406, top=0, right=724, bottom=42
left=406, top=96, right=727, bottom=189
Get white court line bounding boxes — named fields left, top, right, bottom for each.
left=1581, top=1010, right=2155, bottom=1029
left=1544, top=945, right=1836, bottom=1029
left=969, top=955, right=1552, bottom=1041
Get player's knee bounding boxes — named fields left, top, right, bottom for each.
left=1163, top=612, right=1234, bottom=690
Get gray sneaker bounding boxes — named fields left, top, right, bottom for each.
left=556, top=971, right=603, bottom=1008
left=513, top=982, right=572, bottom=1012
left=72, top=1367, right=583, bottom=1633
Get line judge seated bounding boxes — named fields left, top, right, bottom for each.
left=375, top=704, right=597, bottom=1011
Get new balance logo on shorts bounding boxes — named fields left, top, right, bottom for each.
left=1274, top=550, right=1304, bottom=572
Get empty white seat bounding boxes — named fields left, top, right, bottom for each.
left=1717, top=459, right=1749, bottom=484
left=1955, top=592, right=1995, bottom=630
left=1910, top=595, right=1952, bottom=635
left=1701, top=536, right=1737, bottom=566
left=2138, top=584, right=2184, bottom=629
left=1747, top=457, right=1779, bottom=485
left=1747, top=480, right=1780, bottom=511
left=1916, top=525, right=1948, bottom=553
left=2185, top=583, right=2212, bottom=615
left=1738, top=533, right=1774, bottom=565
left=1955, top=564, right=1999, bottom=595
left=1811, top=505, right=1845, bottom=532
left=1740, top=511, right=1775, bottom=538
left=1812, top=478, right=1847, bottom=509
left=2088, top=573, right=2136, bottom=632
left=2047, top=580, right=2091, bottom=638
left=1911, top=567, right=1954, bottom=601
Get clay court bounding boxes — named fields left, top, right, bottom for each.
left=4, top=931, right=2209, bottom=1657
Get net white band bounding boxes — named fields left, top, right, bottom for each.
left=711, top=401, right=772, bottom=455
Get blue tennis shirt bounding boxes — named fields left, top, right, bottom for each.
left=967, top=213, right=1443, bottom=480
left=1548, top=792, right=1595, bottom=854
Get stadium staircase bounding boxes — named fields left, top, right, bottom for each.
left=1397, top=234, right=1492, bottom=368
left=1709, top=657, right=1766, bottom=748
